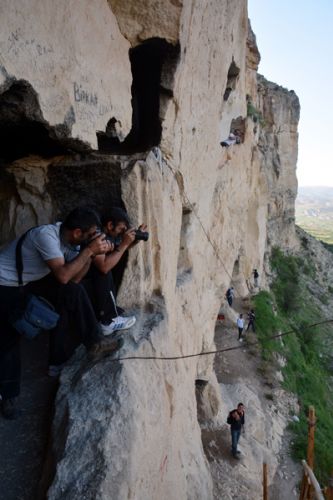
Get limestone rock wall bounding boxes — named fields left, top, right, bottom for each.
left=0, top=1, right=300, bottom=499
left=256, top=76, right=300, bottom=253
left=0, top=0, right=132, bottom=146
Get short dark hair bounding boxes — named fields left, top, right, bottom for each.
left=101, top=207, right=130, bottom=228
left=237, top=402, right=244, bottom=408
left=62, top=207, right=101, bottom=232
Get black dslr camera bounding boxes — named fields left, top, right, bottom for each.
left=134, top=229, right=149, bottom=242
left=106, top=235, right=123, bottom=248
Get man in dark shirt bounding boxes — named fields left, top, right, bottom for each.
left=246, top=309, right=256, bottom=332
left=227, top=402, right=245, bottom=458
left=88, top=207, right=147, bottom=335
left=226, top=287, right=234, bottom=307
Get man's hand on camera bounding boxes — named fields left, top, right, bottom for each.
left=87, top=234, right=110, bottom=256
left=106, top=240, right=114, bottom=253
left=121, top=227, right=136, bottom=248
left=131, top=223, right=148, bottom=246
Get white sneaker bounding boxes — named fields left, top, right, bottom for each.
left=100, top=315, right=136, bottom=336
left=239, top=338, right=243, bottom=342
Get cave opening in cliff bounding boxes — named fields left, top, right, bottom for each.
left=230, top=116, right=245, bottom=143
left=47, top=159, right=128, bottom=292
left=223, top=60, right=240, bottom=101
left=97, top=38, right=180, bottom=154
left=0, top=81, right=71, bottom=162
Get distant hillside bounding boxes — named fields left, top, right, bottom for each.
left=296, top=186, right=333, bottom=244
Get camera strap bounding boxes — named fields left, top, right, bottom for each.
left=15, top=230, right=32, bottom=288
left=15, top=227, right=39, bottom=290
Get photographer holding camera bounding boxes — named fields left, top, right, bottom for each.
left=86, top=207, right=148, bottom=336
left=0, top=207, right=125, bottom=419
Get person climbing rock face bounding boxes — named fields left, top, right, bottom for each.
left=220, top=130, right=241, bottom=147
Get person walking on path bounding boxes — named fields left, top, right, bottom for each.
left=237, top=313, right=244, bottom=342
left=227, top=402, right=245, bottom=458
left=226, top=287, right=234, bottom=307
left=246, top=309, right=255, bottom=332
left=253, top=269, right=259, bottom=288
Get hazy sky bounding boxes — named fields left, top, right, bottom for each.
left=248, top=0, right=333, bottom=187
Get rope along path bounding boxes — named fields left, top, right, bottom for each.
left=112, top=319, right=333, bottom=362
left=165, top=162, right=244, bottom=298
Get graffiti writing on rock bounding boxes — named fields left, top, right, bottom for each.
left=74, top=82, right=98, bottom=106
left=7, top=29, right=54, bottom=58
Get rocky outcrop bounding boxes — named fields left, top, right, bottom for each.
left=0, top=1, right=301, bottom=499
left=108, top=0, right=182, bottom=46
left=256, top=76, right=300, bottom=252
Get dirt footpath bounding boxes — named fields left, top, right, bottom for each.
left=200, top=298, right=301, bottom=500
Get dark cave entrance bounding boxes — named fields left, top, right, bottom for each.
left=97, top=38, right=180, bottom=154
left=223, top=60, right=240, bottom=101
left=0, top=81, right=72, bottom=163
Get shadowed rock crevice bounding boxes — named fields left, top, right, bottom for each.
left=47, top=154, right=131, bottom=294
left=230, top=116, right=246, bottom=143
left=46, top=156, right=124, bottom=219
left=176, top=205, right=193, bottom=286
left=0, top=81, right=88, bottom=162
left=223, top=60, right=240, bottom=101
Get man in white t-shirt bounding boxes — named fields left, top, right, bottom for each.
left=0, top=207, right=124, bottom=419
left=237, top=314, right=245, bottom=342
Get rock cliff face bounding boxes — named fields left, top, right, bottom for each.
left=0, top=1, right=300, bottom=498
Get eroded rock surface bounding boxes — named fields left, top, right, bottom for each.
left=0, top=0, right=132, bottom=146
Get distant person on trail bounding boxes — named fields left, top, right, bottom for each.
left=237, top=313, right=244, bottom=342
left=226, top=287, right=234, bottom=307
left=253, top=269, right=259, bottom=288
left=227, top=402, right=245, bottom=458
left=246, top=309, right=256, bottom=332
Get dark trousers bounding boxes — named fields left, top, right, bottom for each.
left=246, top=320, right=255, bottom=332
left=82, top=266, right=119, bottom=324
left=231, top=429, right=241, bottom=455
left=238, top=327, right=244, bottom=340
left=0, top=274, right=102, bottom=401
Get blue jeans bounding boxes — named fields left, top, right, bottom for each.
left=231, top=429, right=241, bottom=455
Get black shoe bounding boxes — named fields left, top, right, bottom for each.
left=1, top=398, right=21, bottom=420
